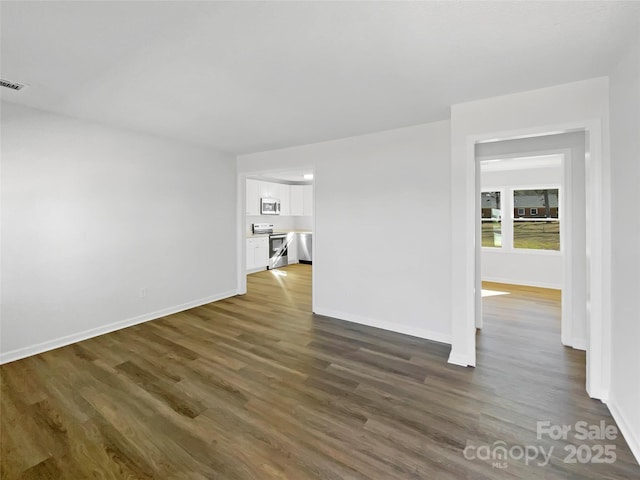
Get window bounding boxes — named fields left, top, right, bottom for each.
left=481, top=191, right=502, bottom=248
left=513, top=189, right=559, bottom=251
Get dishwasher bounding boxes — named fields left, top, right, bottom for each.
left=298, top=233, right=312, bottom=264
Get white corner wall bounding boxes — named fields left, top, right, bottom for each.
left=608, top=36, right=640, bottom=463
left=238, top=121, right=452, bottom=344
left=449, top=77, right=610, bottom=390
left=1, top=102, right=238, bottom=363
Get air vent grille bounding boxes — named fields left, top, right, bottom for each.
left=0, top=79, right=26, bottom=90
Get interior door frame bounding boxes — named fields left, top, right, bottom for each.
left=236, top=168, right=316, bottom=312
left=458, top=120, right=609, bottom=401
left=475, top=148, right=577, bottom=350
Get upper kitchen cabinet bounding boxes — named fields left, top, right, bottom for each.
left=247, top=180, right=283, bottom=216
left=259, top=181, right=290, bottom=215
left=246, top=180, right=289, bottom=215
left=290, top=185, right=313, bottom=216
left=290, top=185, right=304, bottom=216
left=246, top=178, right=260, bottom=215
left=302, top=184, right=313, bottom=216
left=275, top=183, right=290, bottom=215
left=246, top=179, right=310, bottom=217
left=258, top=181, right=277, bottom=199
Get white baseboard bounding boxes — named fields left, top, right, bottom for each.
left=607, top=397, right=640, bottom=465
left=481, top=276, right=562, bottom=290
left=313, top=307, right=451, bottom=345
left=570, top=338, right=587, bottom=351
left=0, top=289, right=238, bottom=365
left=561, top=336, right=587, bottom=351
left=587, top=386, right=610, bottom=403
left=447, top=351, right=476, bottom=367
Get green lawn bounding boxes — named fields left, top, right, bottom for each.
left=482, top=221, right=559, bottom=250
left=482, top=222, right=502, bottom=248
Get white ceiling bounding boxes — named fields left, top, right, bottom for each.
left=1, top=1, right=638, bottom=154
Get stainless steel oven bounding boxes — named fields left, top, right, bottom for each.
left=269, top=233, right=288, bottom=269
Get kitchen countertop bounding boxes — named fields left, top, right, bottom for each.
left=246, top=229, right=312, bottom=238
left=274, top=229, right=312, bottom=234
left=246, top=233, right=271, bottom=239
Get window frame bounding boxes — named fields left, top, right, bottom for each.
left=480, top=189, right=504, bottom=249
left=481, top=184, right=562, bottom=255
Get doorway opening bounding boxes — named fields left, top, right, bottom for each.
left=238, top=168, right=315, bottom=312
left=472, top=130, right=598, bottom=392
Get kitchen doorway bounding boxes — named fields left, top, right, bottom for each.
left=237, top=168, right=315, bottom=313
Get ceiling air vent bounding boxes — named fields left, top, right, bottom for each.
left=0, top=79, right=26, bottom=91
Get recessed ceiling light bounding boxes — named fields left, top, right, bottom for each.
left=303, top=173, right=313, bottom=180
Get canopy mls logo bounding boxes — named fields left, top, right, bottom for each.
left=463, top=441, right=553, bottom=469
left=0, top=78, right=27, bottom=90
left=463, top=420, right=619, bottom=469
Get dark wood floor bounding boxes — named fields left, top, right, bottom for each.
left=1, top=265, right=638, bottom=479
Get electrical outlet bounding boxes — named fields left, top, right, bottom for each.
left=139, top=287, right=148, bottom=298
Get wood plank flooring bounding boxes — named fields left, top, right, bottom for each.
left=1, top=266, right=638, bottom=479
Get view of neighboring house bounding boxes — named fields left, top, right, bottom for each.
left=481, top=191, right=502, bottom=219
left=513, top=189, right=559, bottom=218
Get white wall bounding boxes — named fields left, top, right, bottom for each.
left=480, top=163, right=563, bottom=289
left=294, top=215, right=313, bottom=231
left=449, top=77, right=610, bottom=397
left=608, top=36, right=640, bottom=463
left=1, top=102, right=238, bottom=362
left=245, top=216, right=313, bottom=235
left=245, top=215, right=297, bottom=234
left=238, top=121, right=452, bottom=343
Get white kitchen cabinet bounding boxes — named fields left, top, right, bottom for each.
left=257, top=181, right=289, bottom=214
left=277, top=183, right=290, bottom=216
left=255, top=237, right=269, bottom=268
left=287, top=233, right=298, bottom=264
left=259, top=180, right=277, bottom=199
left=302, top=184, right=313, bottom=216
left=246, top=237, right=269, bottom=271
left=290, top=185, right=304, bottom=216
left=290, top=184, right=312, bottom=216
left=247, top=179, right=286, bottom=216
left=247, top=179, right=307, bottom=217
left=246, top=179, right=260, bottom=215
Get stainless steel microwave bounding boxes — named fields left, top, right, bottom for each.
left=260, top=197, right=280, bottom=215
